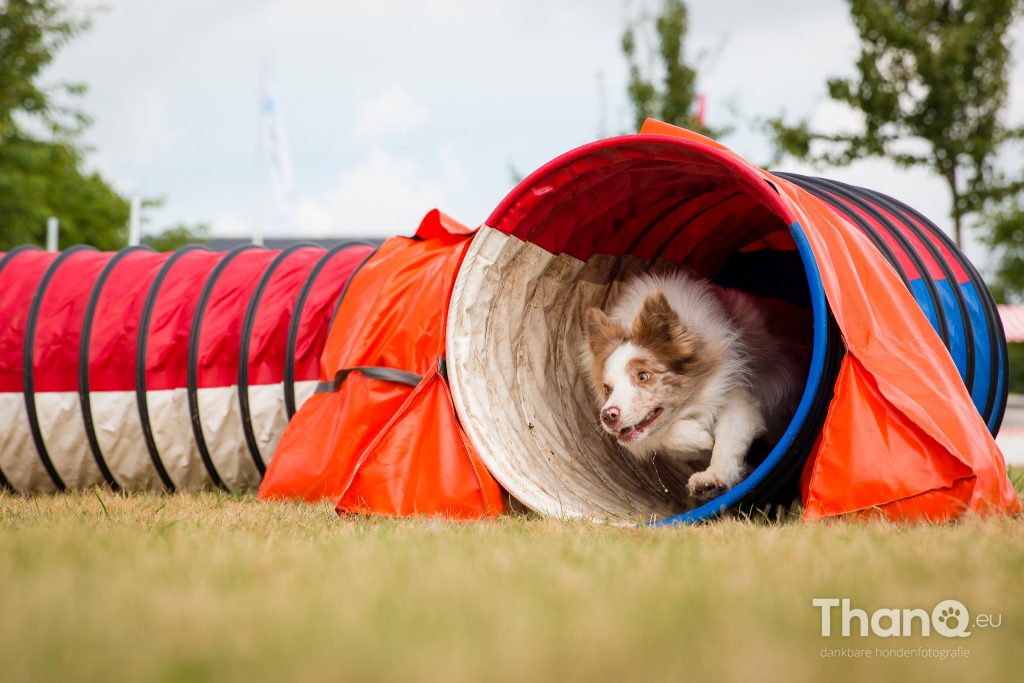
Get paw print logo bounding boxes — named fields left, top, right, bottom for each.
left=932, top=599, right=971, bottom=637
left=937, top=607, right=961, bottom=630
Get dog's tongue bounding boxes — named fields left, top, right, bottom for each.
left=618, top=425, right=638, bottom=442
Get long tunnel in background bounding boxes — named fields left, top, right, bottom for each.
left=0, top=241, right=376, bottom=493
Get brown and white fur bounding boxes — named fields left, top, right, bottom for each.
left=582, top=271, right=802, bottom=499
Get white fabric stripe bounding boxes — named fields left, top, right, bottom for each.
left=148, top=387, right=212, bottom=491
left=198, top=385, right=260, bottom=489
left=92, top=390, right=165, bottom=490
left=36, top=392, right=105, bottom=488
left=294, top=379, right=317, bottom=412
left=0, top=381, right=316, bottom=492
left=0, top=393, right=58, bottom=492
left=247, top=380, right=317, bottom=466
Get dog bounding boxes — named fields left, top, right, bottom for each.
left=582, top=270, right=802, bottom=499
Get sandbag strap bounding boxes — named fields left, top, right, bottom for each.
left=315, top=366, right=423, bottom=394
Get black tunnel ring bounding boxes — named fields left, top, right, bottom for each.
left=283, top=240, right=378, bottom=419
left=79, top=245, right=154, bottom=490
left=784, top=174, right=950, bottom=350
left=238, top=242, right=319, bottom=474
left=22, top=245, right=97, bottom=491
left=187, top=244, right=262, bottom=490
left=860, top=187, right=1008, bottom=432
left=0, top=245, right=43, bottom=491
left=136, top=245, right=212, bottom=492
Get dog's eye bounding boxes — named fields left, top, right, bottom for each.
left=637, top=371, right=651, bottom=382
left=602, top=384, right=611, bottom=395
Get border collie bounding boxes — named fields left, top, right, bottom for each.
left=582, top=271, right=802, bottom=499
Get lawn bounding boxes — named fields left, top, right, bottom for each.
left=0, top=477, right=1021, bottom=683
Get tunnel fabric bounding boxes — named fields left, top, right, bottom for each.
left=256, top=211, right=505, bottom=519
left=0, top=242, right=373, bottom=492
left=647, top=121, right=1017, bottom=520
left=0, top=122, right=1017, bottom=524
left=443, top=120, right=1017, bottom=522
left=256, top=121, right=1017, bottom=522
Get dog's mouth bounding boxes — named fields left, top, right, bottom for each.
left=615, top=407, right=664, bottom=443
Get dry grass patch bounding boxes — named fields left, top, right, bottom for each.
left=0, top=482, right=1021, bottom=683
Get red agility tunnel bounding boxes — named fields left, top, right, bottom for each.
left=262, top=121, right=1019, bottom=524
left=0, top=241, right=374, bottom=492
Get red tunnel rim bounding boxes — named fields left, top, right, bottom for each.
left=484, top=133, right=798, bottom=234
left=478, top=132, right=838, bottom=523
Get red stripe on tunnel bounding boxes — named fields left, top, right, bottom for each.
left=0, top=249, right=54, bottom=393
left=143, top=249, right=222, bottom=391
left=32, top=250, right=112, bottom=392
left=245, top=246, right=322, bottom=386
left=87, top=250, right=171, bottom=392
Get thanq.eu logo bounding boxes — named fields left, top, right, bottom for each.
left=812, top=598, right=1002, bottom=638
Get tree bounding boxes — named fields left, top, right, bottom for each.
left=769, top=0, right=1024, bottom=248
left=621, top=0, right=718, bottom=138
left=0, top=0, right=202, bottom=252
left=983, top=197, right=1024, bottom=300
left=0, top=0, right=131, bottom=250
left=143, top=222, right=209, bottom=252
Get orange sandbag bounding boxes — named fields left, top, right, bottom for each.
left=257, top=211, right=504, bottom=519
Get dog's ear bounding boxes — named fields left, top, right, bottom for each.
left=584, top=307, right=628, bottom=357
left=632, top=291, right=679, bottom=345
left=633, top=292, right=701, bottom=372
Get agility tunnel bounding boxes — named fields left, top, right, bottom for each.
left=0, top=240, right=375, bottom=493
left=262, top=120, right=1019, bottom=524
left=1, top=120, right=1019, bottom=523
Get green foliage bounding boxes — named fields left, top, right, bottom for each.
left=621, top=0, right=718, bottom=137
left=0, top=0, right=204, bottom=252
left=768, top=0, right=1024, bottom=248
left=0, top=0, right=128, bottom=250
left=984, top=198, right=1024, bottom=301
left=0, top=0, right=89, bottom=139
left=0, top=134, right=129, bottom=250
left=143, top=222, right=209, bottom=252
left=1005, top=341, right=1024, bottom=395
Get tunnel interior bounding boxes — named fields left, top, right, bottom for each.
left=447, top=137, right=831, bottom=521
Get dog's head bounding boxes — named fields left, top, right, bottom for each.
left=583, top=291, right=712, bottom=447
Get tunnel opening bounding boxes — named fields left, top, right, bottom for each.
left=447, top=136, right=841, bottom=522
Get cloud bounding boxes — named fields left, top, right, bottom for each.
left=211, top=210, right=254, bottom=237
left=46, top=0, right=1024, bottom=255
left=301, top=145, right=468, bottom=237
left=212, top=145, right=470, bottom=239
left=352, top=86, right=430, bottom=140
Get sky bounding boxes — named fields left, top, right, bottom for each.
left=49, top=0, right=1024, bottom=261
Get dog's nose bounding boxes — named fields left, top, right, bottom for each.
left=601, top=407, right=620, bottom=426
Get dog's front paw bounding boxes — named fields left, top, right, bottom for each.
left=687, top=466, right=741, bottom=500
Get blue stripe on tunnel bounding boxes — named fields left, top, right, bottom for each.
left=929, top=280, right=969, bottom=389
left=909, top=279, right=942, bottom=346
left=959, top=281, right=996, bottom=430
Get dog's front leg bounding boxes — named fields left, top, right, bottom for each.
left=663, top=418, right=714, bottom=461
left=687, top=393, right=764, bottom=498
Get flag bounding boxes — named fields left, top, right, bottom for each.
left=259, top=73, right=297, bottom=232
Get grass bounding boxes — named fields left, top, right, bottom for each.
left=0, top=478, right=1022, bottom=683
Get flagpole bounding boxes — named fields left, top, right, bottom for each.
left=128, top=194, right=141, bottom=246
left=46, top=217, right=59, bottom=252
left=253, top=62, right=266, bottom=246
left=259, top=63, right=296, bottom=246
